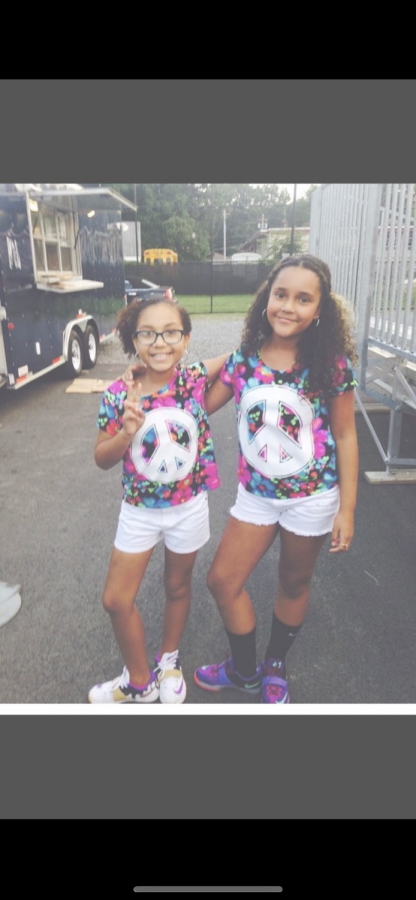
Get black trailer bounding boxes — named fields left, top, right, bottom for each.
left=0, top=183, right=137, bottom=389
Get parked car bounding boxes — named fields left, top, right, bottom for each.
left=124, top=279, right=176, bottom=305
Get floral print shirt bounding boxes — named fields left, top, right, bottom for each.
left=220, top=347, right=357, bottom=500
left=97, top=363, right=220, bottom=508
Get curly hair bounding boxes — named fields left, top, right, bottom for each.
left=241, top=254, right=357, bottom=391
left=116, top=298, right=192, bottom=357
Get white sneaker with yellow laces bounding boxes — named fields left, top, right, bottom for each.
left=154, top=650, right=186, bottom=704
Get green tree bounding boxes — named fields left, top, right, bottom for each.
left=195, top=183, right=292, bottom=257
left=163, top=213, right=210, bottom=261
left=265, top=232, right=304, bottom=262
left=84, top=183, right=295, bottom=261
left=286, top=184, right=319, bottom=228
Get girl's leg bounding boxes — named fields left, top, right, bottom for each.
left=160, top=547, right=199, bottom=654
left=274, top=528, right=328, bottom=625
left=194, top=517, right=279, bottom=695
left=261, top=529, right=328, bottom=705
left=207, top=516, right=280, bottom=632
left=101, top=546, right=155, bottom=685
left=153, top=548, right=199, bottom=704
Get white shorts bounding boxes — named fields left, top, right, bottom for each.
left=230, top=483, right=340, bottom=537
left=114, top=492, right=210, bottom=554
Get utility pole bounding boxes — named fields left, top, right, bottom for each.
left=210, top=185, right=214, bottom=313
left=290, top=184, right=297, bottom=255
left=134, top=183, right=139, bottom=271
left=210, top=207, right=214, bottom=313
left=223, top=208, right=227, bottom=259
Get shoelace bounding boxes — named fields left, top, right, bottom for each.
left=156, top=650, right=180, bottom=673
left=117, top=667, right=131, bottom=690
left=262, top=660, right=287, bottom=699
left=263, top=660, right=285, bottom=677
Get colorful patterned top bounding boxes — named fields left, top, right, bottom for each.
left=220, top=347, right=358, bottom=500
left=97, top=363, right=220, bottom=508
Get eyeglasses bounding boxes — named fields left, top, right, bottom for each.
left=133, top=329, right=185, bottom=346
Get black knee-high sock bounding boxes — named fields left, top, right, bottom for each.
left=225, top=627, right=257, bottom=678
left=265, top=615, right=302, bottom=663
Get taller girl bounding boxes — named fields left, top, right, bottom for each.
left=195, top=254, right=359, bottom=703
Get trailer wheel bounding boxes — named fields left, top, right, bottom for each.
left=83, top=325, right=98, bottom=369
left=65, top=330, right=84, bottom=378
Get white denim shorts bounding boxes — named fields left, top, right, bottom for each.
left=230, top=483, right=340, bottom=537
left=114, top=491, right=210, bottom=554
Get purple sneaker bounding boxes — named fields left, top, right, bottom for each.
left=194, top=658, right=262, bottom=694
left=261, top=658, right=290, bottom=704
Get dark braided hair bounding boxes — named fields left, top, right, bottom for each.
left=241, top=254, right=357, bottom=391
left=116, top=298, right=192, bottom=357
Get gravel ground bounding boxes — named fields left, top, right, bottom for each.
left=97, top=313, right=246, bottom=367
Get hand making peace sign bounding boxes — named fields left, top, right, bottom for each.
left=122, top=380, right=146, bottom=438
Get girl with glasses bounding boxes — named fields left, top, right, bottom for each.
left=88, top=298, right=228, bottom=704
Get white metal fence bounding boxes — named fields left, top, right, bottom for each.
left=309, top=184, right=416, bottom=478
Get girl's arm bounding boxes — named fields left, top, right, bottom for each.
left=118, top=361, right=147, bottom=385
left=94, top=429, right=132, bottom=470
left=328, top=389, right=359, bottom=553
left=205, top=377, right=234, bottom=415
left=201, top=352, right=234, bottom=414
left=117, top=355, right=230, bottom=388
left=94, top=381, right=145, bottom=470
left=202, top=352, right=230, bottom=384
left=118, top=354, right=231, bottom=409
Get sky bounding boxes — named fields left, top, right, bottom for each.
left=281, top=184, right=314, bottom=200
left=252, top=184, right=316, bottom=200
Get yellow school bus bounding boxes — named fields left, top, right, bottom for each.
left=143, top=248, right=178, bottom=265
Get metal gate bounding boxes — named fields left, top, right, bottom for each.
left=309, top=184, right=416, bottom=482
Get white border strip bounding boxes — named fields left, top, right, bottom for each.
left=1, top=704, right=415, bottom=716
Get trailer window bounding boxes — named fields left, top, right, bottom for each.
left=28, top=203, right=104, bottom=292
left=31, top=205, right=81, bottom=282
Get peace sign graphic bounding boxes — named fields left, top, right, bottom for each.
left=131, top=407, right=198, bottom=484
left=239, top=384, right=314, bottom=478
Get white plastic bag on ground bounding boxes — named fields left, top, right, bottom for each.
left=0, top=582, right=22, bottom=627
